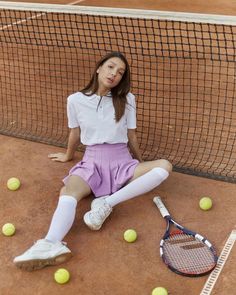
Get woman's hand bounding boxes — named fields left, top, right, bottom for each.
left=127, top=129, right=143, bottom=162
left=48, top=128, right=81, bottom=163
left=48, top=153, right=72, bottom=162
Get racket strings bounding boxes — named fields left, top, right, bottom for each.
left=163, top=233, right=216, bottom=274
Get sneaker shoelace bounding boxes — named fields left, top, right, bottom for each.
left=90, top=204, right=111, bottom=224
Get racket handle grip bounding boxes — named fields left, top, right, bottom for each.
left=153, top=196, right=170, bottom=218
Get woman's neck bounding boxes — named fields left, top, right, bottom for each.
left=96, top=86, right=110, bottom=97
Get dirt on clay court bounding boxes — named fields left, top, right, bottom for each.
left=1, top=0, right=236, bottom=294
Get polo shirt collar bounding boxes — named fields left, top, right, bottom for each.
left=86, top=91, right=112, bottom=100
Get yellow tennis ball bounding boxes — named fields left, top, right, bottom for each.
left=7, top=177, right=21, bottom=191
left=2, top=223, right=16, bottom=236
left=54, top=268, right=70, bottom=284
left=199, top=197, right=212, bottom=211
left=123, top=229, right=137, bottom=243
left=152, top=287, right=168, bottom=295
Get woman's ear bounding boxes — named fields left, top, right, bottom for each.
left=96, top=67, right=100, bottom=74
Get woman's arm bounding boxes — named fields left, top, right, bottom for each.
left=48, top=127, right=81, bottom=162
left=127, top=129, right=143, bottom=162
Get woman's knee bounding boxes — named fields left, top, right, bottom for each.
left=59, top=176, right=91, bottom=201
left=60, top=186, right=76, bottom=198
left=156, top=159, right=172, bottom=173
left=60, top=186, right=87, bottom=202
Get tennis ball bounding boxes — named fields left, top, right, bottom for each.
left=54, top=268, right=70, bottom=284
left=7, top=177, right=21, bottom=191
left=123, top=229, right=137, bottom=243
left=199, top=197, right=212, bottom=211
left=2, top=223, right=16, bottom=236
left=152, top=287, right=168, bottom=295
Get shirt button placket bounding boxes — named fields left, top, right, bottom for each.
left=98, top=103, right=103, bottom=119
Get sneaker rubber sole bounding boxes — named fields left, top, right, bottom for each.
left=14, top=252, right=73, bottom=271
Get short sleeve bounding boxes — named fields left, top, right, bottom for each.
left=126, top=93, right=136, bottom=129
left=67, top=94, right=80, bottom=128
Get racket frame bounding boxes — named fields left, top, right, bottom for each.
left=153, top=196, right=218, bottom=277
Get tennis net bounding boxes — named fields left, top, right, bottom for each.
left=0, top=2, right=236, bottom=182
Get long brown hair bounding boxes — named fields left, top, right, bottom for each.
left=81, top=52, right=131, bottom=122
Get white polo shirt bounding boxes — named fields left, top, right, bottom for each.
left=67, top=91, right=136, bottom=145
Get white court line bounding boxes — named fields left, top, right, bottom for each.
left=0, top=0, right=85, bottom=31
left=200, top=229, right=236, bottom=295
left=68, top=0, right=85, bottom=5
left=0, top=13, right=46, bottom=30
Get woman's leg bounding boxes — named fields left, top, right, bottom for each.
left=45, top=175, right=91, bottom=242
left=127, top=159, right=172, bottom=183
left=13, top=175, right=91, bottom=271
left=105, top=159, right=172, bottom=207
left=84, top=159, right=172, bottom=230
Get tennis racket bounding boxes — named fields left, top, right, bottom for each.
left=153, top=196, right=218, bottom=277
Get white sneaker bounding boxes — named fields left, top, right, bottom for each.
left=83, top=200, right=112, bottom=230
left=13, top=239, right=72, bottom=271
left=91, top=196, right=109, bottom=210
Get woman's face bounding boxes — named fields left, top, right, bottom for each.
left=97, top=57, right=126, bottom=92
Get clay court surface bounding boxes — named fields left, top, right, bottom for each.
left=1, top=1, right=236, bottom=295
left=0, top=135, right=236, bottom=295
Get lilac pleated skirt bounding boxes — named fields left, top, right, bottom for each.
left=63, top=143, right=139, bottom=197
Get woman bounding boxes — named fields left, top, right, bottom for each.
left=14, top=51, right=172, bottom=271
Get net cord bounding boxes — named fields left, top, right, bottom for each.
left=0, top=1, right=236, bottom=25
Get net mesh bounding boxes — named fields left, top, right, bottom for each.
left=0, top=4, right=236, bottom=182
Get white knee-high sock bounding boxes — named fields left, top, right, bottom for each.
left=45, top=195, right=77, bottom=243
left=106, top=167, right=169, bottom=207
